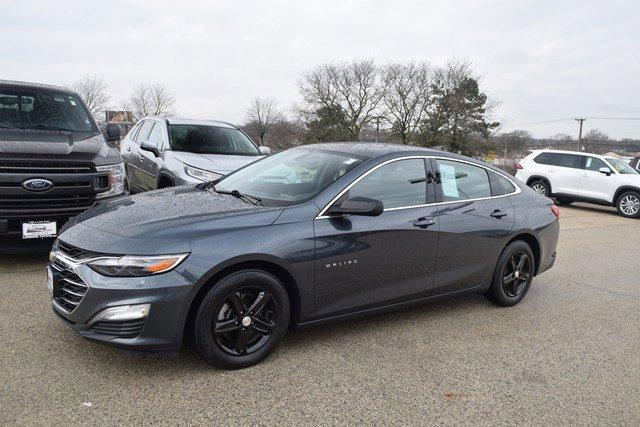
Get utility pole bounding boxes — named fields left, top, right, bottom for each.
left=574, top=118, right=586, bottom=151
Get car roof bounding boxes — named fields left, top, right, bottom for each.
left=160, top=117, right=237, bottom=129
left=531, top=149, right=604, bottom=157
left=297, top=142, right=447, bottom=160
left=0, top=79, right=75, bottom=94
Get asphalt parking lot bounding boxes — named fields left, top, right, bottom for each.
left=1, top=203, right=639, bottom=424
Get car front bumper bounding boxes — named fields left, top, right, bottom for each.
left=48, top=261, right=195, bottom=351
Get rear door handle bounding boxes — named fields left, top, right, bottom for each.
left=490, top=210, right=508, bottom=219
left=413, top=217, right=436, bottom=228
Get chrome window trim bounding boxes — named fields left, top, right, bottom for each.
left=315, top=155, right=521, bottom=220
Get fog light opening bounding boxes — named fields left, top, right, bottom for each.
left=89, top=303, right=150, bottom=324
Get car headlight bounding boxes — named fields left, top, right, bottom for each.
left=86, top=253, right=189, bottom=277
left=96, top=162, right=126, bottom=199
left=184, top=164, right=222, bottom=182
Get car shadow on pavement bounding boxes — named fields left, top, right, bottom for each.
left=63, top=292, right=491, bottom=375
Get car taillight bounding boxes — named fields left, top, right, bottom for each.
left=551, top=204, right=560, bottom=219
left=516, top=161, right=523, bottom=170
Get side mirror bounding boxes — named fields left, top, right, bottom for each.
left=327, top=197, right=384, bottom=217
left=598, top=167, right=612, bottom=175
left=259, top=146, right=272, bottom=155
left=140, top=140, right=160, bottom=157
left=105, top=123, right=121, bottom=142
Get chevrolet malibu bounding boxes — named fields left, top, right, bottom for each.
left=48, top=143, right=559, bottom=369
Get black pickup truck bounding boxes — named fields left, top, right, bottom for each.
left=0, top=80, right=127, bottom=253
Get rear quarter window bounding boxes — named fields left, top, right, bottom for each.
left=489, top=171, right=517, bottom=196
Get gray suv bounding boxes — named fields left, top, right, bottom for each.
left=120, top=116, right=270, bottom=192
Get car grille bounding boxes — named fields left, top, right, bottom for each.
left=89, top=319, right=146, bottom=338
left=0, top=159, right=102, bottom=216
left=50, top=261, right=88, bottom=313
left=0, top=159, right=94, bottom=174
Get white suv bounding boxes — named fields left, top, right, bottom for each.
left=515, top=149, right=640, bottom=218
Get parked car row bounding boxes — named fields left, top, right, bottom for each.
left=0, top=80, right=267, bottom=253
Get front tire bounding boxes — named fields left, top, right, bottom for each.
left=529, top=179, right=550, bottom=197
left=485, top=241, right=535, bottom=307
left=616, top=191, right=640, bottom=218
left=194, top=270, right=290, bottom=369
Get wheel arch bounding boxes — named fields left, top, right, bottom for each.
left=182, top=256, right=302, bottom=344
left=504, top=232, right=541, bottom=275
left=613, top=186, right=640, bottom=205
left=526, top=175, right=552, bottom=193
left=157, top=172, right=175, bottom=189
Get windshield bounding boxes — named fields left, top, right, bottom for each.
left=607, top=158, right=638, bottom=175
left=214, top=149, right=365, bottom=206
left=169, top=124, right=260, bottom=156
left=0, top=87, right=97, bottom=133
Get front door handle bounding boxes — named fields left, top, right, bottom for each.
left=413, top=217, right=436, bottom=228
left=490, top=209, right=508, bottom=219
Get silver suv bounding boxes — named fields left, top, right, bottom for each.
left=120, top=116, right=270, bottom=192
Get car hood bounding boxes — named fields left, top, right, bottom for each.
left=172, top=151, right=262, bottom=174
left=59, top=185, right=284, bottom=254
left=0, top=129, right=119, bottom=164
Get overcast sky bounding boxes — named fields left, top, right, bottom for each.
left=2, top=0, right=639, bottom=139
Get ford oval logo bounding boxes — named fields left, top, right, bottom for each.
left=22, top=178, right=54, bottom=192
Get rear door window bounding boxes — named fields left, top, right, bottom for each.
left=555, top=154, right=582, bottom=169
left=436, top=159, right=491, bottom=202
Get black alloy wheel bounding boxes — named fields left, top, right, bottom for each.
left=213, top=287, right=277, bottom=356
left=501, top=251, right=532, bottom=298
left=194, top=270, right=290, bottom=369
left=485, top=240, right=535, bottom=306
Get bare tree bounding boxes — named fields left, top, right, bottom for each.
left=124, top=83, right=176, bottom=120
left=550, top=132, right=573, bottom=140
left=244, top=96, right=281, bottom=145
left=380, top=62, right=431, bottom=144
left=298, top=59, right=385, bottom=141
left=67, top=76, right=110, bottom=120
left=584, top=128, right=608, bottom=140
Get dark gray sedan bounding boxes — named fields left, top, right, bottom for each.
left=47, top=143, right=559, bottom=369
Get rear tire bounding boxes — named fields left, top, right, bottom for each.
left=555, top=197, right=573, bottom=206
left=194, top=270, right=290, bottom=370
left=485, top=241, right=535, bottom=307
left=529, top=179, right=550, bottom=197
left=616, top=191, right=640, bottom=218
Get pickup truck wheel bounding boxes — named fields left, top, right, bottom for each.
left=529, top=180, right=550, bottom=197
left=616, top=191, right=640, bottom=218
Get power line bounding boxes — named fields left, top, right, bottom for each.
left=513, top=116, right=640, bottom=126
left=586, top=117, right=640, bottom=120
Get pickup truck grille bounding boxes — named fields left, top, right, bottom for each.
left=0, top=160, right=94, bottom=174
left=0, top=159, right=104, bottom=216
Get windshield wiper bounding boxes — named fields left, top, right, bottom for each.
left=213, top=186, right=263, bottom=206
